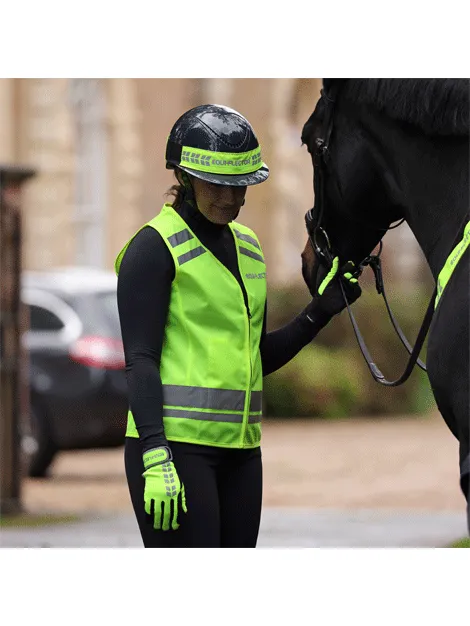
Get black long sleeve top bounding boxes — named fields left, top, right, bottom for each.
left=117, top=200, right=328, bottom=453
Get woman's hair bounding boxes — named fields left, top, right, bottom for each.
left=165, top=170, right=185, bottom=209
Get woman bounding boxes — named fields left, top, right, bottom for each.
left=116, top=104, right=361, bottom=548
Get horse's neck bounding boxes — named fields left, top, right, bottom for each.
left=397, top=137, right=469, bottom=281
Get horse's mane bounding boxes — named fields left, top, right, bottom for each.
left=327, top=79, right=469, bottom=136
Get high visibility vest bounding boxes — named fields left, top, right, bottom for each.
left=115, top=203, right=267, bottom=449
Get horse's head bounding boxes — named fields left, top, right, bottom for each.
left=300, top=79, right=406, bottom=295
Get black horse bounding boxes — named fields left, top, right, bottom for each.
left=301, top=79, right=469, bottom=529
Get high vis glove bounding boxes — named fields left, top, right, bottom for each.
left=307, top=257, right=362, bottom=319
left=142, top=446, right=187, bottom=531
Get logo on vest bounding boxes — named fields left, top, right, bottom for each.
left=246, top=272, right=266, bottom=279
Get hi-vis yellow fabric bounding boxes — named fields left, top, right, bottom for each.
left=115, top=203, right=267, bottom=449
left=179, top=146, right=262, bottom=175
left=435, top=220, right=470, bottom=308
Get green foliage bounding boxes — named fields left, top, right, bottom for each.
left=264, top=283, right=436, bottom=418
left=0, top=513, right=79, bottom=528
left=449, top=537, right=470, bottom=548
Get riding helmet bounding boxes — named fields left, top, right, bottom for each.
left=165, top=104, right=269, bottom=186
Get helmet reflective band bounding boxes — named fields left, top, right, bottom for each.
left=180, top=146, right=263, bottom=175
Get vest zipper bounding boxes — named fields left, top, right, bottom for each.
left=241, top=304, right=252, bottom=446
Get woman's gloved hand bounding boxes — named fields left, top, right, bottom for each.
left=305, top=257, right=362, bottom=320
left=142, top=446, right=187, bottom=531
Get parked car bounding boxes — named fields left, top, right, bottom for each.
left=21, top=266, right=128, bottom=477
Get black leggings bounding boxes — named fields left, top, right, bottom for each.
left=124, top=437, right=263, bottom=548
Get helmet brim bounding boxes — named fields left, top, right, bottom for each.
left=176, top=163, right=269, bottom=187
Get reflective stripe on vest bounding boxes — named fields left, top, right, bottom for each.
left=177, top=246, right=206, bottom=265
left=239, top=247, right=265, bottom=264
left=435, top=220, right=470, bottom=308
left=162, top=384, right=262, bottom=413
left=234, top=228, right=261, bottom=250
left=168, top=228, right=194, bottom=247
left=163, top=408, right=262, bottom=424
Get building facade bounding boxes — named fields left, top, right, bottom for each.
left=0, top=78, right=424, bottom=286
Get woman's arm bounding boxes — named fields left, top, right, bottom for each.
left=260, top=301, right=330, bottom=376
left=117, top=226, right=175, bottom=453
left=260, top=258, right=362, bottom=376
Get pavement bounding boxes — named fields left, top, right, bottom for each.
left=1, top=508, right=467, bottom=548
left=4, top=416, right=466, bottom=548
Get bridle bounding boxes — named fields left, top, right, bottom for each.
left=304, top=84, right=435, bottom=387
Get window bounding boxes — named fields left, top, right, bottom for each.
left=29, top=305, right=64, bottom=332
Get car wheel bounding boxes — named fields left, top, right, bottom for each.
left=21, top=405, right=57, bottom=478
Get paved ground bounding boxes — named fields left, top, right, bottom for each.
left=1, top=509, right=467, bottom=548
left=2, top=413, right=467, bottom=547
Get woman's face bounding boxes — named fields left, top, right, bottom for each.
left=190, top=175, right=247, bottom=225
